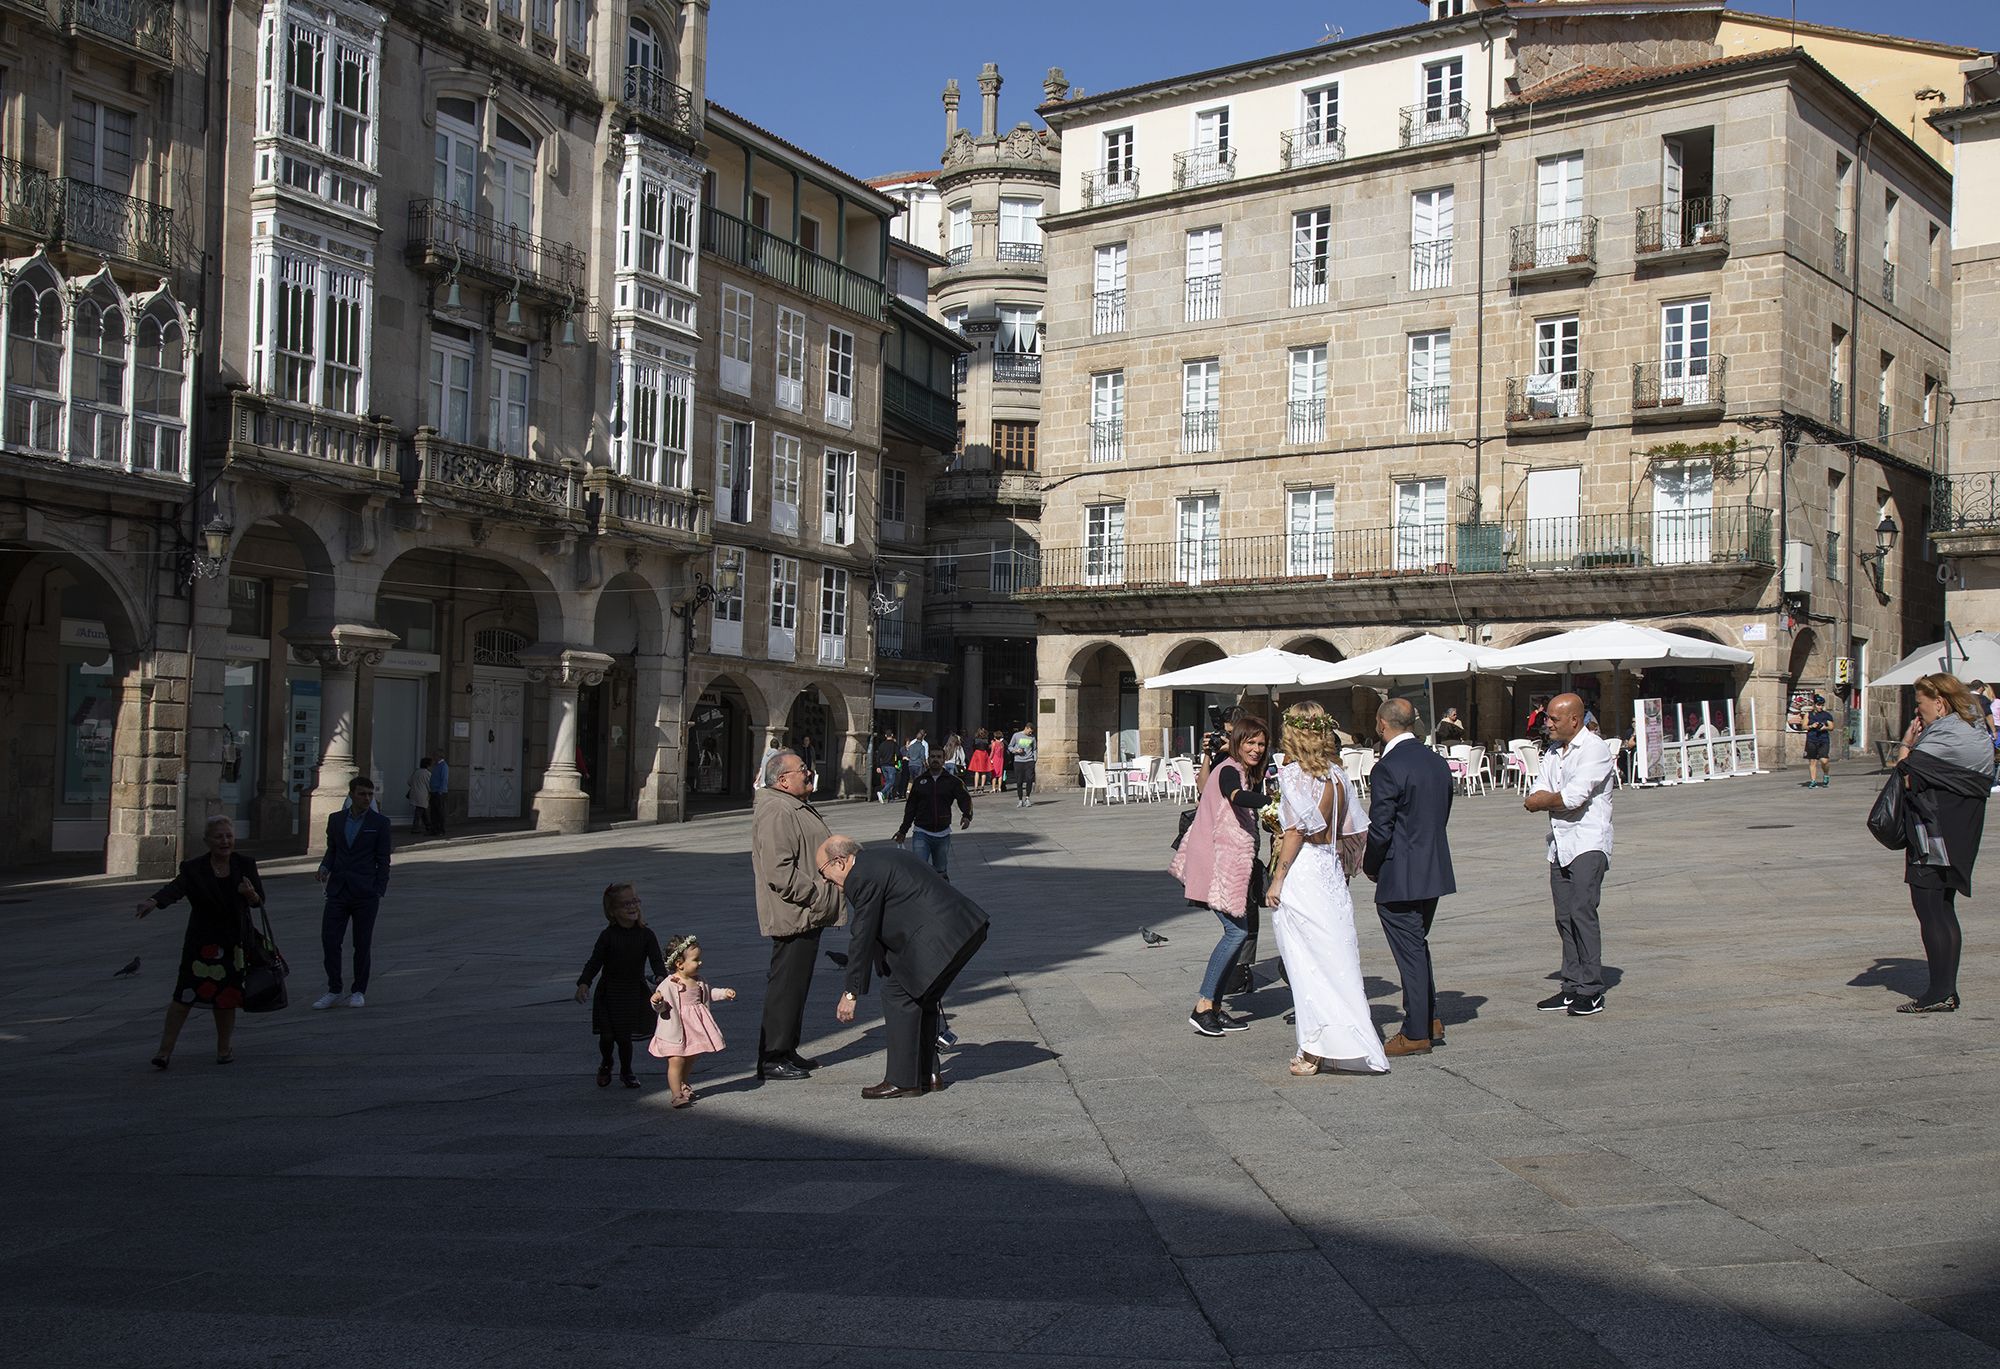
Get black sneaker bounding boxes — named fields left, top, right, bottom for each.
left=1567, top=994, right=1606, bottom=1017
left=1188, top=1009, right=1227, bottom=1037
left=1217, top=1012, right=1251, bottom=1032
left=1537, top=992, right=1573, bottom=1012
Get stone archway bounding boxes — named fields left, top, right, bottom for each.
left=687, top=669, right=766, bottom=806
left=785, top=685, right=846, bottom=798
left=1067, top=641, right=1139, bottom=764
left=586, top=571, right=670, bottom=820
left=1154, top=638, right=1228, bottom=755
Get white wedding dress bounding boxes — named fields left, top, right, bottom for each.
left=1272, top=762, right=1390, bottom=1074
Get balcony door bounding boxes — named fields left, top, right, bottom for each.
left=1536, top=153, right=1583, bottom=257
left=434, top=99, right=478, bottom=212
left=1085, top=504, right=1125, bottom=585
left=1660, top=298, right=1710, bottom=403
left=1523, top=466, right=1581, bottom=568
left=68, top=99, right=137, bottom=194
left=1175, top=495, right=1219, bottom=586
left=1422, top=58, right=1463, bottom=128
left=1530, top=315, right=1580, bottom=416
left=1653, top=459, right=1713, bottom=565
left=1395, top=477, right=1447, bottom=570
left=1288, top=486, right=1336, bottom=575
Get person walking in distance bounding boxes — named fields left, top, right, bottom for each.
left=749, top=749, right=843, bottom=1081
left=1524, top=693, right=1616, bottom=1017
left=1803, top=693, right=1834, bottom=789
left=1008, top=722, right=1038, bottom=808
left=313, top=776, right=393, bottom=1010
left=427, top=752, right=449, bottom=836
left=405, top=757, right=434, bottom=837
left=1361, top=698, right=1456, bottom=1056
left=894, top=751, right=973, bottom=879
left=796, top=734, right=818, bottom=795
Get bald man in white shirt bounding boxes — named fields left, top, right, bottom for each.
left=1523, top=693, right=1616, bottom=1017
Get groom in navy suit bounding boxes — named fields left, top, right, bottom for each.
left=1362, top=698, right=1456, bottom=1056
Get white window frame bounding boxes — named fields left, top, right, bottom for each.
left=719, top=284, right=753, bottom=395
left=1659, top=297, right=1712, bottom=404
left=68, top=285, right=127, bottom=467
left=1182, top=358, right=1219, bottom=454
left=775, top=306, right=807, bottom=411
left=1093, top=243, right=1127, bottom=333
left=998, top=196, right=1043, bottom=249
left=1176, top=494, right=1221, bottom=586
left=1528, top=315, right=1581, bottom=418
left=427, top=328, right=474, bottom=443
left=248, top=226, right=376, bottom=412
left=1291, top=208, right=1331, bottom=306
left=5, top=269, right=67, bottom=456
left=996, top=304, right=1041, bottom=357
left=1653, top=460, right=1713, bottom=565
left=709, top=548, right=744, bottom=656
left=1085, top=503, right=1126, bottom=585
left=1288, top=345, right=1327, bottom=443
left=715, top=416, right=754, bottom=525
left=1395, top=477, right=1449, bottom=570
left=1288, top=487, right=1337, bottom=575
left=132, top=302, right=190, bottom=476
left=821, top=448, right=856, bottom=545
left=1185, top=226, right=1222, bottom=322
left=1090, top=371, right=1125, bottom=462
left=771, top=431, right=802, bottom=536
left=1407, top=330, right=1452, bottom=434
left=947, top=201, right=972, bottom=260
left=1102, top=128, right=1134, bottom=185
left=768, top=555, right=799, bottom=662
left=1297, top=83, right=1341, bottom=164
left=825, top=326, right=855, bottom=428
left=488, top=344, right=530, bottom=456
left=1410, top=187, right=1454, bottom=290
left=818, top=566, right=849, bottom=666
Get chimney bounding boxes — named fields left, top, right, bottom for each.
left=978, top=63, right=1002, bottom=138
left=1043, top=67, right=1069, bottom=105
left=942, top=79, right=960, bottom=140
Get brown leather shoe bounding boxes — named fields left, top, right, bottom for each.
left=927, top=1073, right=947, bottom=1092
left=1383, top=1033, right=1433, bottom=1057
left=1431, top=1018, right=1446, bottom=1046
left=861, top=1081, right=923, bottom=1099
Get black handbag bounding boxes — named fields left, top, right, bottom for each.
left=1170, top=808, right=1197, bottom=850
left=241, top=907, right=290, bottom=1013
left=1866, top=772, right=1908, bottom=851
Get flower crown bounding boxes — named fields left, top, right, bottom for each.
left=1287, top=713, right=1339, bottom=734
left=664, top=934, right=698, bottom=966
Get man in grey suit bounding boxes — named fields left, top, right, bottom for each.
left=1361, top=698, right=1456, bottom=1056
left=822, top=836, right=989, bottom=1098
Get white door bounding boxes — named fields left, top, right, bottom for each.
left=1395, top=478, right=1447, bottom=569
left=1661, top=138, right=1686, bottom=248
left=1660, top=299, right=1711, bottom=403
left=469, top=673, right=524, bottom=818
left=1653, top=460, right=1714, bottom=565
left=1524, top=466, right=1582, bottom=567
left=1536, top=154, right=1583, bottom=258
left=1531, top=316, right=1581, bottom=416
left=370, top=677, right=426, bottom=821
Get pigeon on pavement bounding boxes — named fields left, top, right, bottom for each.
left=1139, top=927, right=1169, bottom=947
left=113, top=957, right=141, bottom=978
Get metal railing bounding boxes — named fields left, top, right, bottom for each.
left=1829, top=379, right=1845, bottom=425
left=1092, top=287, right=1126, bottom=333
left=945, top=244, right=972, bottom=267
left=1081, top=169, right=1139, bottom=207
left=1287, top=398, right=1325, bottom=444
left=884, top=367, right=957, bottom=439
left=951, top=354, right=969, bottom=394
left=1408, top=385, right=1452, bottom=434
left=1290, top=258, right=1329, bottom=306
left=1505, top=372, right=1592, bottom=423
left=1509, top=215, right=1599, bottom=272
left=701, top=206, right=886, bottom=320
left=1280, top=124, right=1345, bottom=168
left=620, top=66, right=700, bottom=141
left=408, top=198, right=586, bottom=297
left=1882, top=261, right=1896, bottom=304
left=408, top=429, right=583, bottom=515
left=1185, top=273, right=1221, bottom=322
left=1409, top=239, right=1452, bottom=291
left=1, top=161, right=180, bottom=268
left=1933, top=473, right=2000, bottom=533
left=1174, top=146, right=1236, bottom=189
left=1, top=157, right=57, bottom=238
left=584, top=467, right=709, bottom=539
left=1182, top=408, right=1218, bottom=454
left=1833, top=227, right=1849, bottom=275
left=1401, top=101, right=1469, bottom=146
left=1015, top=508, right=1775, bottom=593
left=1632, top=356, right=1728, bottom=411
left=61, top=0, right=178, bottom=62
left=993, top=352, right=1041, bottom=386
left=229, top=392, right=399, bottom=474
left=1878, top=403, right=1892, bottom=443
left=997, top=240, right=1042, bottom=264
left=1636, top=195, right=1731, bottom=255
left=1089, top=418, right=1124, bottom=462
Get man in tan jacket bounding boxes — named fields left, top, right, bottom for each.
left=751, top=748, right=844, bottom=1081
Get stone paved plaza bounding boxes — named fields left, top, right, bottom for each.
left=2, top=766, right=1997, bottom=1368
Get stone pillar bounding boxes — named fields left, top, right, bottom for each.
left=632, top=653, right=681, bottom=825
left=525, top=648, right=614, bottom=834
left=842, top=729, right=870, bottom=801
left=104, top=654, right=185, bottom=878
left=1601, top=670, right=1632, bottom=743
left=286, top=624, right=398, bottom=857
left=977, top=63, right=1001, bottom=137
left=941, top=78, right=959, bottom=140
left=1039, top=680, right=1080, bottom=788
left=960, top=644, right=984, bottom=736
left=1137, top=685, right=1172, bottom=760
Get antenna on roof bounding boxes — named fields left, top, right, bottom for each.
left=1318, top=23, right=1344, bottom=44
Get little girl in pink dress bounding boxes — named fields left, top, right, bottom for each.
left=648, top=935, right=735, bottom=1108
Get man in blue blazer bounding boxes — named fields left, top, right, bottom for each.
left=314, top=775, right=394, bottom=1010
left=1362, top=698, right=1456, bottom=1056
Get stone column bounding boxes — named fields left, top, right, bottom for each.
left=1039, top=680, right=1080, bottom=788
left=632, top=652, right=680, bottom=825
left=525, top=648, right=614, bottom=834
left=959, top=644, right=984, bottom=735
left=1137, top=685, right=1173, bottom=760
left=105, top=653, right=185, bottom=879
left=286, top=625, right=398, bottom=857
left=842, top=729, right=871, bottom=801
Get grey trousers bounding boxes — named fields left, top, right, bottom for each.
left=1550, top=850, right=1608, bottom=998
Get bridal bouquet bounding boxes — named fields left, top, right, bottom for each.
left=1258, top=771, right=1283, bottom=839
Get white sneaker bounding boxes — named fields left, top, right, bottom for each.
left=346, top=992, right=366, bottom=1008
left=311, top=992, right=344, bottom=1010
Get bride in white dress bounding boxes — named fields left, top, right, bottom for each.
left=1266, top=704, right=1390, bottom=1077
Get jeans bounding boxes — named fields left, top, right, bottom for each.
left=1014, top=762, right=1036, bottom=801
left=912, top=829, right=951, bottom=879
left=321, top=896, right=381, bottom=994
left=1197, top=906, right=1250, bottom=1002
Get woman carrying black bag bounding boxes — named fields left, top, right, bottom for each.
left=1887, top=674, right=1994, bottom=1014
left=135, top=815, right=269, bottom=1067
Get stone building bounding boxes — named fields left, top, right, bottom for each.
left=1927, top=55, right=2000, bottom=630
left=1026, top=0, right=1951, bottom=781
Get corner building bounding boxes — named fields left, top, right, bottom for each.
left=1027, top=0, right=1952, bottom=781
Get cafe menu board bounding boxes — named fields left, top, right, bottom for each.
left=1635, top=698, right=1666, bottom=784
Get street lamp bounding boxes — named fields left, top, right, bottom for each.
left=868, top=562, right=908, bottom=621
left=184, top=515, right=233, bottom=585
left=1858, top=512, right=1899, bottom=591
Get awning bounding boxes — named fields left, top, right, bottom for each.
left=874, top=687, right=934, bottom=712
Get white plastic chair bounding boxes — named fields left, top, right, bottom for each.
left=1079, top=761, right=1107, bottom=806
left=1128, top=755, right=1157, bottom=803
left=1509, top=742, right=1542, bottom=793
left=1447, top=745, right=1486, bottom=796
left=1165, top=756, right=1197, bottom=802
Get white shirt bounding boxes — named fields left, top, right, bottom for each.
left=1381, top=731, right=1418, bottom=758
left=1533, top=729, right=1616, bottom=865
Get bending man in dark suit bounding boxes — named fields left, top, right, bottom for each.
left=821, top=836, right=989, bottom=1099
left=1361, top=698, right=1456, bottom=1057
left=313, top=774, right=394, bottom=1010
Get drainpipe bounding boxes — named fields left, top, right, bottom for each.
left=1842, top=116, right=1879, bottom=752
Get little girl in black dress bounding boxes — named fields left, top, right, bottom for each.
left=575, top=882, right=665, bottom=1088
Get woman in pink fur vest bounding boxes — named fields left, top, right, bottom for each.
left=1169, top=716, right=1271, bottom=1037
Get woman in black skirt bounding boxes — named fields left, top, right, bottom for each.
left=575, top=882, right=666, bottom=1087
left=135, top=814, right=268, bottom=1068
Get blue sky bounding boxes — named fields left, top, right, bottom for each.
left=707, top=1, right=2000, bottom=182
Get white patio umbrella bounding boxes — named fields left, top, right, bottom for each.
left=1142, top=645, right=1348, bottom=690
left=1866, top=632, right=2000, bottom=689
left=1484, top=621, right=1753, bottom=674
left=1312, top=633, right=1516, bottom=685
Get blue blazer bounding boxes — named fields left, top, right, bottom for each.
left=319, top=806, right=394, bottom=901
left=1362, top=738, right=1456, bottom=903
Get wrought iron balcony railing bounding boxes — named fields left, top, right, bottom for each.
left=996, top=240, right=1042, bottom=264
left=1287, top=398, right=1325, bottom=445
left=1092, top=287, right=1126, bottom=334
left=1408, top=385, right=1452, bottom=434
left=1409, top=239, right=1452, bottom=291
left=1181, top=408, right=1218, bottom=454
left=1829, top=379, right=1845, bottom=426
left=1280, top=124, right=1345, bottom=169
left=61, top=0, right=180, bottom=63
left=620, top=66, right=700, bottom=142
left=1401, top=101, right=1469, bottom=146
left=1933, top=473, right=2000, bottom=534
left=1632, top=355, right=1728, bottom=412
left=408, top=198, right=586, bottom=299
left=1081, top=169, right=1139, bottom=207
left=945, top=244, right=972, bottom=267
left=1291, top=259, right=1329, bottom=307
left=1185, top=272, right=1221, bottom=322
left=1509, top=215, right=1599, bottom=273
left=407, top=429, right=584, bottom=518
left=1014, top=508, right=1775, bottom=594
left=1505, top=372, right=1592, bottom=425
left=1089, top=418, right=1124, bottom=462
left=0, top=160, right=180, bottom=270
left=701, top=206, right=886, bottom=320
left=1174, top=146, right=1236, bottom=189
left=993, top=352, right=1041, bottom=386
left=1636, top=195, right=1731, bottom=256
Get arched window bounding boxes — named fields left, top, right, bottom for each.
left=626, top=17, right=659, bottom=73
left=6, top=268, right=66, bottom=454
left=134, top=302, right=187, bottom=475
left=70, top=283, right=128, bottom=465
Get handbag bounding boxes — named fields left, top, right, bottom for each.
left=1170, top=808, right=1198, bottom=850
left=1866, top=772, right=1908, bottom=851
left=241, top=907, right=290, bottom=1013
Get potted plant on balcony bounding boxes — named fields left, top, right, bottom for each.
left=1566, top=251, right=1592, bottom=265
